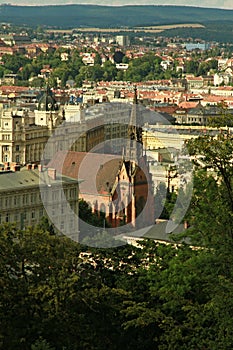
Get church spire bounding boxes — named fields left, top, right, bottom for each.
left=125, top=86, right=143, bottom=163
left=133, top=85, right=138, bottom=105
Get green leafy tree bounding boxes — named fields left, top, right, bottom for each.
left=102, top=60, right=117, bottom=81
left=124, top=53, right=164, bottom=81
left=29, top=77, right=45, bottom=88
left=1, top=53, right=31, bottom=74
left=31, top=337, right=55, bottom=350
left=185, top=59, right=199, bottom=75
left=90, top=64, right=104, bottom=81
left=94, top=52, right=102, bottom=65
left=186, top=133, right=233, bottom=246
left=207, top=101, right=233, bottom=127
left=122, top=56, right=129, bottom=64
left=113, top=51, right=125, bottom=64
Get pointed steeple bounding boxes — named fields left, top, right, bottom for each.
left=133, top=85, right=138, bottom=104
left=125, top=86, right=143, bottom=163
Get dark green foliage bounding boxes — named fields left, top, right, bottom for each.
left=0, top=48, right=86, bottom=88
left=207, top=102, right=233, bottom=127
left=94, top=52, right=102, bottom=66
left=186, top=133, right=233, bottom=247
left=160, top=21, right=233, bottom=44
left=79, top=198, right=109, bottom=228
left=113, top=51, right=125, bottom=64
left=124, top=53, right=173, bottom=82
left=31, top=337, right=55, bottom=350
left=1, top=218, right=233, bottom=349
left=1, top=53, right=31, bottom=74
left=154, top=182, right=178, bottom=220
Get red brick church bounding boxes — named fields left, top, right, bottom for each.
left=47, top=88, right=155, bottom=229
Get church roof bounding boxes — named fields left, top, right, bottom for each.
left=96, top=158, right=123, bottom=194
left=46, top=151, right=124, bottom=195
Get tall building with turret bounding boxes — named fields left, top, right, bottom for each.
left=35, top=86, right=61, bottom=130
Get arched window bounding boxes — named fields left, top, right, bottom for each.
left=100, top=203, right=106, bottom=214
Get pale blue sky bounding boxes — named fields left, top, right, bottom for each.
left=1, top=0, right=233, bottom=10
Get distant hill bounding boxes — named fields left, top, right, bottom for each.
left=160, top=21, right=233, bottom=44
left=0, top=4, right=233, bottom=29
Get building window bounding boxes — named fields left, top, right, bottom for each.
left=69, top=220, right=74, bottom=230
left=16, top=145, right=20, bottom=151
left=31, top=193, right=34, bottom=203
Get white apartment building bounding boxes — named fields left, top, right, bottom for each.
left=115, top=35, right=130, bottom=47
left=0, top=165, right=80, bottom=240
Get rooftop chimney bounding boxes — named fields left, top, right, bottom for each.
left=38, top=164, right=43, bottom=172
left=48, top=168, right=56, bottom=180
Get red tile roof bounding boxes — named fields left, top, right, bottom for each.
left=47, top=151, right=123, bottom=195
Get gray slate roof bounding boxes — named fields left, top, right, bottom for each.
left=0, top=168, right=79, bottom=192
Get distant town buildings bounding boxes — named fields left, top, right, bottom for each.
left=185, top=42, right=210, bottom=51
left=116, top=35, right=130, bottom=47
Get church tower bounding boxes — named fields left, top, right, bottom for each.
left=121, top=86, right=154, bottom=228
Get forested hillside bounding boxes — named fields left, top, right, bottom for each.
left=0, top=4, right=233, bottom=28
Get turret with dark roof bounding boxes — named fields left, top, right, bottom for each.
left=38, top=86, right=58, bottom=112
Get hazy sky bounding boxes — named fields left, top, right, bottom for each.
left=1, top=0, right=233, bottom=10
